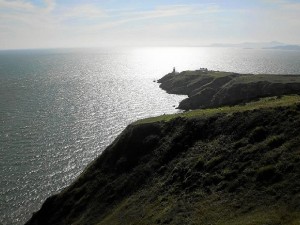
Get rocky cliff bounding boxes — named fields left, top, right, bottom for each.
left=158, top=70, right=300, bottom=110
left=26, top=96, right=300, bottom=225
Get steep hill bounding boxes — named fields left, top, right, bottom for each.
left=26, top=96, right=300, bottom=225
left=158, top=70, right=300, bottom=110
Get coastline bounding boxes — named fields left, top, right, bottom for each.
left=158, top=70, right=300, bottom=110
left=24, top=70, right=300, bottom=225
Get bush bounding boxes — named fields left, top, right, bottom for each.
left=143, top=134, right=160, bottom=149
left=116, top=156, right=128, bottom=170
left=267, top=135, right=285, bottom=148
left=194, top=157, right=205, bottom=171
left=256, top=165, right=281, bottom=183
left=249, top=126, right=268, bottom=143
left=206, top=156, right=223, bottom=170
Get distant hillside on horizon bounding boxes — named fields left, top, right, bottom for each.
left=264, top=45, right=300, bottom=51
left=209, top=41, right=300, bottom=49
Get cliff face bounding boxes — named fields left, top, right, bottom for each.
left=158, top=71, right=300, bottom=110
left=26, top=100, right=300, bottom=225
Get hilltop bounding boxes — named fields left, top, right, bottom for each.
left=158, top=70, right=300, bottom=110
left=26, top=95, right=300, bottom=225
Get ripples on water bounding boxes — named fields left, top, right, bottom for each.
left=1, top=47, right=300, bottom=225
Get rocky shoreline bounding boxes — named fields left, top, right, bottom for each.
left=158, top=69, right=300, bottom=110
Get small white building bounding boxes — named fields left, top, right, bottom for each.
left=199, top=67, right=208, bottom=72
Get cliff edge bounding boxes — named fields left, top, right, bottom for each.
left=158, top=70, right=300, bottom=110
left=26, top=96, right=300, bottom=225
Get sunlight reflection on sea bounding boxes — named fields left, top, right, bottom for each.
left=1, top=47, right=300, bottom=225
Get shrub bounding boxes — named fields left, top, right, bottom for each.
left=256, top=165, right=281, bottom=183
left=116, top=157, right=128, bottom=171
left=194, top=157, right=205, bottom=171
left=249, top=126, right=268, bottom=143
left=206, top=156, right=223, bottom=170
left=227, top=179, right=240, bottom=192
left=267, top=135, right=285, bottom=148
left=143, top=134, right=160, bottom=149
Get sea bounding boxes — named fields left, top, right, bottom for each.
left=1, top=47, right=300, bottom=225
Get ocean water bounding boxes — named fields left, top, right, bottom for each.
left=1, top=47, right=300, bottom=225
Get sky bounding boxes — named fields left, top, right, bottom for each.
left=1, top=0, right=300, bottom=49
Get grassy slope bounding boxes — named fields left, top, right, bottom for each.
left=26, top=95, right=300, bottom=225
left=137, top=95, right=300, bottom=124
left=158, top=70, right=300, bottom=110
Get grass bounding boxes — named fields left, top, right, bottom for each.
left=166, top=70, right=300, bottom=84
left=136, top=95, right=300, bottom=124
left=235, top=74, right=300, bottom=84
left=180, top=70, right=233, bottom=78
left=159, top=70, right=300, bottom=110
left=26, top=93, right=300, bottom=225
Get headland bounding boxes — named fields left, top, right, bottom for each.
left=158, top=69, right=300, bottom=110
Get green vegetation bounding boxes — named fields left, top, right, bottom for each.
left=137, top=95, right=300, bottom=124
left=158, top=70, right=300, bottom=110
left=26, top=95, right=300, bottom=225
left=235, top=74, right=300, bottom=84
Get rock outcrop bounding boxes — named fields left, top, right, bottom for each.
left=158, top=70, right=300, bottom=110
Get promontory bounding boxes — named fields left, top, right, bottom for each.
left=158, top=69, right=300, bottom=110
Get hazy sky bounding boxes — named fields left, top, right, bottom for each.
left=1, top=0, right=300, bottom=49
